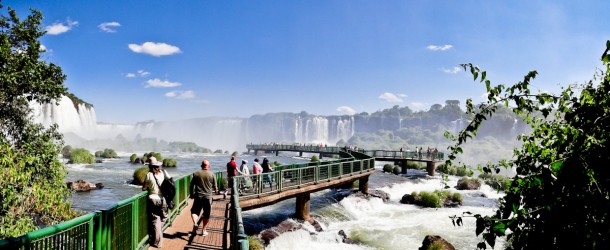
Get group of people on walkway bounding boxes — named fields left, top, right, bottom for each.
left=225, top=156, right=275, bottom=195
left=142, top=155, right=278, bottom=247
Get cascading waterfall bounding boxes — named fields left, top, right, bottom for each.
left=30, top=95, right=99, bottom=139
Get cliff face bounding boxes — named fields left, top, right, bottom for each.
left=30, top=97, right=526, bottom=151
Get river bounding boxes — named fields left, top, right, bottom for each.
left=66, top=152, right=505, bottom=249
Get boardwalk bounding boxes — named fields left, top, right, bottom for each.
left=152, top=195, right=230, bottom=250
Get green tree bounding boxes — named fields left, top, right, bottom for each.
left=0, top=4, right=75, bottom=239
left=447, top=41, right=610, bottom=249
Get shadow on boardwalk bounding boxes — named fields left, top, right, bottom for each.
left=150, top=195, right=230, bottom=250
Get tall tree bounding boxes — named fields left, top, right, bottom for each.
left=447, top=41, right=610, bottom=249
left=0, top=4, right=74, bottom=239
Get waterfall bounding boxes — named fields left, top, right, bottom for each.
left=30, top=95, right=99, bottom=139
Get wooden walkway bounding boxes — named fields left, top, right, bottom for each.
left=150, top=195, right=231, bottom=250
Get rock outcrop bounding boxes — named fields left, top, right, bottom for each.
left=66, top=180, right=104, bottom=192
left=419, top=235, right=455, bottom=250
left=350, top=190, right=390, bottom=202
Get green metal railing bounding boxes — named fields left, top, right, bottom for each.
left=246, top=143, right=444, bottom=160
left=0, top=173, right=193, bottom=250
left=0, top=146, right=376, bottom=250
left=233, top=150, right=375, bottom=199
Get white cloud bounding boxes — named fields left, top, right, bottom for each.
left=137, top=70, right=150, bottom=76
left=145, top=78, right=182, bottom=88
left=410, top=102, right=427, bottom=111
left=99, top=22, right=121, bottom=33
left=442, top=66, right=461, bottom=74
left=126, top=70, right=150, bottom=78
left=45, top=18, right=78, bottom=35
left=426, top=44, right=453, bottom=51
left=39, top=44, right=47, bottom=52
left=336, top=106, right=356, bottom=115
left=128, top=42, right=181, bottom=57
left=165, top=90, right=195, bottom=99
left=378, top=92, right=404, bottom=103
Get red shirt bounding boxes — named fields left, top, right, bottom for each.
left=226, top=160, right=237, bottom=177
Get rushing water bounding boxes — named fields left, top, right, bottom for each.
left=66, top=152, right=505, bottom=249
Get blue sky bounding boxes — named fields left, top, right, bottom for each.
left=7, top=1, right=610, bottom=124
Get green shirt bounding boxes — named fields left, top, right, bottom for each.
left=190, top=169, right=217, bottom=199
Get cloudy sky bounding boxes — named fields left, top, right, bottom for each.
left=7, top=0, right=610, bottom=123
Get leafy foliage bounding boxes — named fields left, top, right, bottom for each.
left=69, top=148, right=94, bottom=164
left=162, top=158, right=177, bottom=167
left=0, top=4, right=76, bottom=238
left=382, top=164, right=394, bottom=173
left=130, top=153, right=137, bottom=163
left=310, top=155, right=319, bottom=162
left=132, top=167, right=148, bottom=185
left=94, top=148, right=117, bottom=158
left=447, top=41, right=610, bottom=249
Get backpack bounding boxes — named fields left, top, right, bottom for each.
left=154, top=170, right=176, bottom=209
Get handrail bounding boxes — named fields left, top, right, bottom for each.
left=0, top=146, right=376, bottom=250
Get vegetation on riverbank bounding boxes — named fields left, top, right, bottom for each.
left=0, top=4, right=76, bottom=239
left=447, top=41, right=610, bottom=249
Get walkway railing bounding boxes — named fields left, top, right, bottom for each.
left=0, top=148, right=375, bottom=250
left=0, top=174, right=193, bottom=250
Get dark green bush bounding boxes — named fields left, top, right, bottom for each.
left=310, top=155, right=319, bottom=162
left=456, top=166, right=473, bottom=177
left=406, top=161, right=424, bottom=169
left=61, top=145, right=72, bottom=158
left=456, top=177, right=482, bottom=190
left=142, top=152, right=163, bottom=163
left=479, top=173, right=510, bottom=191
left=392, top=166, right=401, bottom=175
left=162, top=158, right=177, bottom=167
left=437, top=163, right=457, bottom=175
left=95, top=148, right=117, bottom=158
left=214, top=149, right=223, bottom=154
left=130, top=153, right=137, bottom=163
left=383, top=164, right=394, bottom=173
left=419, top=191, right=442, bottom=208
left=133, top=167, right=149, bottom=185
left=69, top=148, right=94, bottom=164
left=451, top=193, right=463, bottom=203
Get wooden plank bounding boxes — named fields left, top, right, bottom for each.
left=152, top=195, right=230, bottom=250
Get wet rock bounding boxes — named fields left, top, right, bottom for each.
left=260, top=220, right=302, bottom=244
left=338, top=230, right=359, bottom=244
left=400, top=193, right=418, bottom=204
left=67, top=180, right=103, bottom=192
left=350, top=190, right=390, bottom=202
left=419, top=235, right=455, bottom=250
left=95, top=159, right=103, bottom=163
left=310, top=219, right=324, bottom=232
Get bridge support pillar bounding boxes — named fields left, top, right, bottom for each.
left=319, top=153, right=323, bottom=159
left=276, top=151, right=279, bottom=156
left=426, top=161, right=436, bottom=176
left=299, top=151, right=303, bottom=157
left=401, top=160, right=408, bottom=174
left=254, top=150, right=258, bottom=155
left=359, top=175, right=369, bottom=194
left=295, top=193, right=313, bottom=223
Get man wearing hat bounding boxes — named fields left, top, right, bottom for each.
left=190, top=159, right=218, bottom=236
left=142, top=156, right=170, bottom=247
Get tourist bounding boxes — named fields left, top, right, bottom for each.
left=141, top=156, right=170, bottom=248
left=252, top=158, right=263, bottom=192
left=239, top=160, right=251, bottom=192
left=261, top=158, right=273, bottom=188
left=225, top=156, right=244, bottom=197
left=190, top=159, right=218, bottom=237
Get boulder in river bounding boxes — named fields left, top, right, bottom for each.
left=350, top=190, right=390, bottom=202
left=260, top=219, right=302, bottom=245
left=66, top=180, right=104, bottom=192
left=419, top=235, right=455, bottom=250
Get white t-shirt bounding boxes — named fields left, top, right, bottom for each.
left=145, top=170, right=171, bottom=199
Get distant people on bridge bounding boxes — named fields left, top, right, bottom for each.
left=190, top=159, right=218, bottom=237
left=261, top=158, right=274, bottom=188
left=141, top=157, right=170, bottom=248
left=252, top=158, right=263, bottom=192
